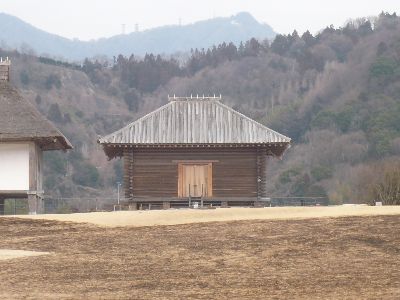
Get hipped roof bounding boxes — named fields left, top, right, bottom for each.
left=0, top=81, right=72, bottom=150
left=99, top=98, right=291, bottom=146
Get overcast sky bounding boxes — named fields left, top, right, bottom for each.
left=1, top=0, right=398, bottom=41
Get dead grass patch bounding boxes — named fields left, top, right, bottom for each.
left=0, top=215, right=399, bottom=299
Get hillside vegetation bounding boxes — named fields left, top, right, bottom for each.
left=1, top=12, right=399, bottom=204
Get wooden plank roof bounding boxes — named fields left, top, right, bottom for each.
left=99, top=97, right=291, bottom=145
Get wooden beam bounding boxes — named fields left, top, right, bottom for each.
left=172, top=160, right=219, bottom=163
left=131, top=197, right=260, bottom=202
left=257, top=149, right=261, bottom=200
left=178, top=163, right=183, bottom=197
left=207, top=163, right=213, bottom=197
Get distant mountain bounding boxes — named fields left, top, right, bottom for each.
left=0, top=12, right=276, bottom=61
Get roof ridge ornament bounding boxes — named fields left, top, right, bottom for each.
left=168, top=94, right=222, bottom=101
left=0, top=57, right=11, bottom=65
left=0, top=57, right=11, bottom=82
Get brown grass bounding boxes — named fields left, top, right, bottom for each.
left=0, top=215, right=400, bottom=299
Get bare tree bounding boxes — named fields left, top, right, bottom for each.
left=373, top=162, right=400, bottom=205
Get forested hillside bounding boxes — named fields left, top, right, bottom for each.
left=2, top=12, right=399, bottom=203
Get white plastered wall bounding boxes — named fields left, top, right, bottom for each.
left=0, top=143, right=30, bottom=190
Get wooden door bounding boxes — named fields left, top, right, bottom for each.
left=178, top=164, right=212, bottom=197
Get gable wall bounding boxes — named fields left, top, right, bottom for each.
left=124, top=148, right=259, bottom=199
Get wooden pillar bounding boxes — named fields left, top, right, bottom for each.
left=123, top=149, right=134, bottom=202
left=163, top=201, right=170, bottom=209
left=28, top=142, right=44, bottom=214
left=38, top=196, right=44, bottom=213
left=257, top=149, right=268, bottom=201
left=129, top=203, right=137, bottom=211
left=28, top=194, right=43, bottom=214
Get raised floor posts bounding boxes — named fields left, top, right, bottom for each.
left=129, top=203, right=138, bottom=211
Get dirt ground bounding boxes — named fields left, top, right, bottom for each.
left=10, top=205, right=400, bottom=227
left=0, top=215, right=400, bottom=299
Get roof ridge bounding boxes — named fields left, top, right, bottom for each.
left=168, top=94, right=222, bottom=101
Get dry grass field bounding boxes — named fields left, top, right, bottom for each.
left=10, top=205, right=400, bottom=227
left=0, top=212, right=400, bottom=299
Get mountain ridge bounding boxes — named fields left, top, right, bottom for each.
left=0, top=11, right=276, bottom=61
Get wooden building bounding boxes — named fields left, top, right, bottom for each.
left=99, top=95, right=291, bottom=209
left=0, top=58, right=72, bottom=214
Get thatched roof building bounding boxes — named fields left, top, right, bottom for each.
left=0, top=81, right=72, bottom=150
left=99, top=95, right=290, bottom=209
left=0, top=58, right=71, bottom=214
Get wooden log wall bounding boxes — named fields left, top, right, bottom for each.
left=123, top=148, right=261, bottom=199
left=257, top=149, right=268, bottom=200
left=123, top=149, right=134, bottom=201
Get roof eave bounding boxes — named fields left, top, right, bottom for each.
left=0, top=136, right=73, bottom=151
left=100, top=141, right=291, bottom=160
left=100, top=141, right=291, bottom=147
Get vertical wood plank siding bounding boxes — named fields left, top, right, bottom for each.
left=127, top=148, right=260, bottom=198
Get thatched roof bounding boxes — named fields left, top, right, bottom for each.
left=0, top=81, right=72, bottom=150
left=99, top=96, right=290, bottom=158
